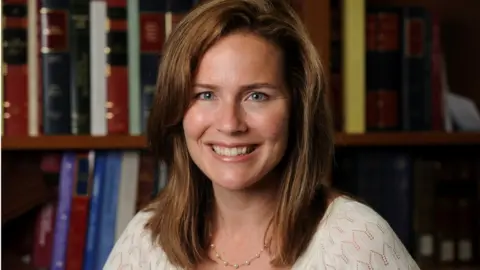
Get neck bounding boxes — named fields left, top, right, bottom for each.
left=211, top=178, right=278, bottom=243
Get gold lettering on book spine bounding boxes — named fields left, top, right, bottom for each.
left=40, top=8, right=68, bottom=53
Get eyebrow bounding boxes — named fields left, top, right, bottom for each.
left=193, top=82, right=280, bottom=91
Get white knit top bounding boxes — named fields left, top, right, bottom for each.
left=103, top=196, right=420, bottom=269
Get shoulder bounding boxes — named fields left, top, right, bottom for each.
left=103, top=211, right=174, bottom=270
left=298, top=196, right=420, bottom=270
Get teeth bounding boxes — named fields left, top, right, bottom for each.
left=212, top=145, right=253, bottom=156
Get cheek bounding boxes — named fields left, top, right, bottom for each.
left=183, top=106, right=211, bottom=139
left=247, top=104, right=289, bottom=141
left=264, top=116, right=289, bottom=143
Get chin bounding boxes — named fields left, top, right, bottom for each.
left=209, top=173, right=264, bottom=191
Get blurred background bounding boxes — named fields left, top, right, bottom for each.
left=1, top=0, right=479, bottom=269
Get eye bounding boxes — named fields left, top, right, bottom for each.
left=195, top=91, right=215, bottom=100
left=247, top=92, right=268, bottom=101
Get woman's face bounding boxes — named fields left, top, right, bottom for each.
left=183, top=32, right=290, bottom=191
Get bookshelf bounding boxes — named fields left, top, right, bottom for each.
left=2, top=0, right=479, bottom=149
left=2, top=132, right=480, bottom=150
left=364, top=0, right=480, bottom=111
left=2, top=1, right=480, bottom=269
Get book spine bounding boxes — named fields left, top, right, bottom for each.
left=367, top=6, right=401, bottom=131
left=96, top=151, right=122, bottom=269
left=65, top=152, right=92, bottom=270
left=341, top=0, right=365, bottom=133
left=28, top=0, right=40, bottom=135
left=139, top=0, right=165, bottom=132
left=40, top=0, right=71, bottom=134
left=401, top=7, right=432, bottom=131
left=413, top=159, right=438, bottom=268
left=430, top=12, right=443, bottom=131
left=377, top=8, right=401, bottom=131
left=32, top=154, right=61, bottom=267
left=115, top=151, right=140, bottom=240
left=50, top=152, right=76, bottom=270
left=435, top=163, right=456, bottom=267
left=383, top=153, right=413, bottom=252
left=127, top=0, right=141, bottom=135
left=32, top=202, right=56, bottom=268
left=83, top=151, right=106, bottom=270
left=106, top=0, right=129, bottom=134
left=70, top=0, right=90, bottom=134
left=3, top=0, right=29, bottom=136
left=454, top=161, right=476, bottom=266
left=36, top=0, right=44, bottom=135
left=89, top=1, right=107, bottom=135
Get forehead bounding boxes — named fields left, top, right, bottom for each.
left=194, top=32, right=285, bottom=86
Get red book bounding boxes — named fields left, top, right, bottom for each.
left=106, top=0, right=129, bottom=134
left=140, top=12, right=165, bottom=53
left=3, top=0, right=28, bottom=136
left=65, top=153, right=92, bottom=270
left=366, top=8, right=400, bottom=131
left=32, top=203, right=56, bottom=268
left=430, top=13, right=444, bottom=131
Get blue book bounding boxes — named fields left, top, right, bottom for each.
left=96, top=151, right=123, bottom=269
left=50, top=152, right=76, bottom=270
left=41, top=0, right=72, bottom=134
left=83, top=152, right=107, bottom=270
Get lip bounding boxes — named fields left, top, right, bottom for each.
left=205, top=141, right=258, bottom=147
left=206, top=143, right=258, bottom=162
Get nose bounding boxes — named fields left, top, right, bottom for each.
left=215, top=101, right=247, bottom=134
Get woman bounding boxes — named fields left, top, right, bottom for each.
left=104, top=0, right=419, bottom=269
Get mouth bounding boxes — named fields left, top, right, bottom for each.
left=211, top=145, right=257, bottom=157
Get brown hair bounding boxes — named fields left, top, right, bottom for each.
left=145, top=0, right=335, bottom=268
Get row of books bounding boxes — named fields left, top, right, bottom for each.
left=2, top=0, right=200, bottom=137
left=22, top=151, right=166, bottom=270
left=331, top=1, right=455, bottom=133
left=332, top=150, right=480, bottom=268
left=3, top=148, right=479, bottom=269
left=5, top=0, right=460, bottom=138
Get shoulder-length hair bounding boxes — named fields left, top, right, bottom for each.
left=145, top=0, right=334, bottom=268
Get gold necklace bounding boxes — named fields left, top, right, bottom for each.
left=209, top=243, right=268, bottom=269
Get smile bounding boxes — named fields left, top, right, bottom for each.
left=211, top=145, right=256, bottom=157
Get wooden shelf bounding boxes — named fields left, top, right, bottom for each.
left=1, top=132, right=480, bottom=150
left=335, top=132, right=480, bottom=146
left=1, top=135, right=147, bottom=150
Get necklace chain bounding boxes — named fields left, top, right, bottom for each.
left=209, top=243, right=267, bottom=269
